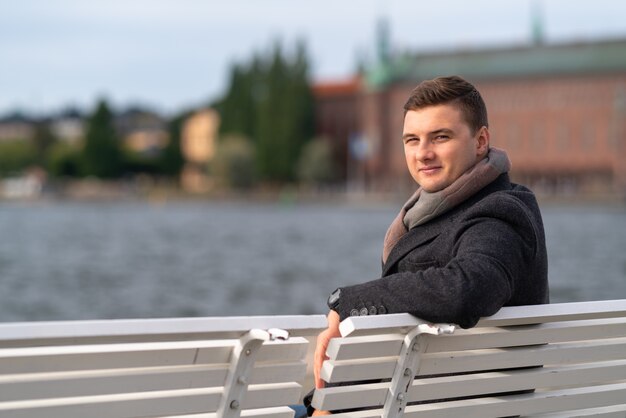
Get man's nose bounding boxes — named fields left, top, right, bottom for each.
left=415, top=141, right=434, bottom=161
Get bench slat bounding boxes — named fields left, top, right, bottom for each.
left=0, top=382, right=302, bottom=418
left=0, top=315, right=328, bottom=347
left=240, top=383, right=303, bottom=412
left=314, top=360, right=626, bottom=410
left=411, top=360, right=626, bottom=402
left=0, top=341, right=230, bottom=374
left=321, top=356, right=396, bottom=383
left=419, top=337, right=626, bottom=375
left=326, top=334, right=404, bottom=361
left=404, top=382, right=626, bottom=418
left=240, top=408, right=296, bottom=418
left=327, top=318, right=626, bottom=361
left=0, top=360, right=306, bottom=402
left=339, top=316, right=443, bottom=338
left=339, top=301, right=626, bottom=337
left=327, top=382, right=626, bottom=418
left=312, top=382, right=387, bottom=411
left=526, top=403, right=626, bottom=417
left=423, top=317, right=626, bottom=352
left=0, top=338, right=308, bottom=374
left=322, top=338, right=626, bottom=382
left=160, top=406, right=296, bottom=418
left=477, top=300, right=626, bottom=327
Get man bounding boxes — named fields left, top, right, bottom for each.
left=308, top=75, right=549, bottom=415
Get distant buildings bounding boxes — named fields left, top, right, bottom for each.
left=180, top=109, right=220, bottom=192
left=50, top=109, right=85, bottom=144
left=0, top=109, right=86, bottom=144
left=116, top=108, right=168, bottom=156
left=312, top=77, right=362, bottom=186
left=0, top=103, right=224, bottom=194
left=314, top=37, right=626, bottom=197
left=0, top=113, right=35, bottom=142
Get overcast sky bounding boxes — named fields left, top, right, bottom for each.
left=2, top=0, right=626, bottom=117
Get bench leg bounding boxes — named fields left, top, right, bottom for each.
left=382, top=323, right=455, bottom=418
left=216, top=329, right=272, bottom=418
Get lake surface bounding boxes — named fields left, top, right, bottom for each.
left=1, top=199, right=625, bottom=322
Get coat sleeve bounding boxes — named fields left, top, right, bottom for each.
left=332, top=196, right=540, bottom=329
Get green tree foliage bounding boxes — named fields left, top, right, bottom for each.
left=0, top=140, right=37, bottom=176
left=47, top=142, right=82, bottom=177
left=215, top=40, right=315, bottom=183
left=32, top=119, right=57, bottom=167
left=122, top=149, right=162, bottom=176
left=297, top=138, right=338, bottom=186
left=159, top=111, right=188, bottom=178
left=211, top=135, right=256, bottom=190
left=217, top=59, right=262, bottom=140
left=81, top=99, right=123, bottom=178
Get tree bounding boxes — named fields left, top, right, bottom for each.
left=159, top=111, right=189, bottom=178
left=47, top=142, right=82, bottom=177
left=297, top=138, right=337, bottom=186
left=0, top=141, right=36, bottom=176
left=215, top=40, right=315, bottom=183
left=81, top=99, right=123, bottom=178
left=32, top=119, right=57, bottom=168
left=211, top=135, right=256, bottom=190
left=255, top=41, right=315, bottom=182
left=216, top=59, right=262, bottom=139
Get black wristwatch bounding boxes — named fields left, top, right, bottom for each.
left=327, top=288, right=342, bottom=310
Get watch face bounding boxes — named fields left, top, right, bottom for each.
left=328, top=288, right=341, bottom=306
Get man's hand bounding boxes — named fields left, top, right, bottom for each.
left=314, top=310, right=341, bottom=389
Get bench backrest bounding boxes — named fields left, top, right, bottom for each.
left=313, top=299, right=626, bottom=417
left=0, top=315, right=327, bottom=418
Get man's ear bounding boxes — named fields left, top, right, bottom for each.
left=476, top=126, right=490, bottom=156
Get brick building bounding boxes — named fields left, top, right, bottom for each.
left=311, top=77, right=361, bottom=184
left=314, top=38, right=626, bottom=197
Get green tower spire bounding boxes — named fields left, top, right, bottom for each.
left=531, top=0, right=545, bottom=45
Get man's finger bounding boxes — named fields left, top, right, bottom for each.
left=314, top=334, right=330, bottom=388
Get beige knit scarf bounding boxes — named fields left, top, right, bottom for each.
left=382, top=147, right=511, bottom=264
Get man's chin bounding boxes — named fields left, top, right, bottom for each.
left=419, top=181, right=447, bottom=193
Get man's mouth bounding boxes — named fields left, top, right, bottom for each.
left=419, top=166, right=441, bottom=174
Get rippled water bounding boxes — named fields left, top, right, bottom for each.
left=1, top=199, right=625, bottom=322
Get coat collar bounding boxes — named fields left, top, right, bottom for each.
left=381, top=173, right=512, bottom=276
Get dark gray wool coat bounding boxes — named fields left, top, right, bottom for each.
left=332, top=173, right=549, bottom=329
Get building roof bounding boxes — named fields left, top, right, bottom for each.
left=0, top=111, right=33, bottom=124
left=368, top=37, right=626, bottom=87
left=313, top=77, right=362, bottom=98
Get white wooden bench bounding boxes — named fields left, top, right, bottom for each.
left=313, top=299, right=626, bottom=417
left=0, top=315, right=327, bottom=418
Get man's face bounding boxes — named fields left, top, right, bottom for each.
left=402, top=103, right=489, bottom=193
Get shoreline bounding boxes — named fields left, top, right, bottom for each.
left=1, top=177, right=625, bottom=208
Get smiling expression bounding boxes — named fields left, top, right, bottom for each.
left=402, top=103, right=489, bottom=193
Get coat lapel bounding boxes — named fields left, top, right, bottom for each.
left=382, top=219, right=444, bottom=276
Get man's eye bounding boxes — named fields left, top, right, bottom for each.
left=434, top=135, right=449, bottom=141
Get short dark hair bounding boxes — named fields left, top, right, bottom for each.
left=403, top=75, right=488, bottom=134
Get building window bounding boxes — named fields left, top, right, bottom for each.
left=508, top=122, right=520, bottom=150
left=581, top=123, right=595, bottom=151
left=557, top=124, right=569, bottom=152
left=533, top=121, right=544, bottom=151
